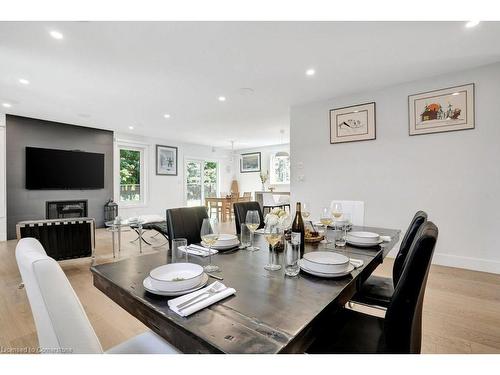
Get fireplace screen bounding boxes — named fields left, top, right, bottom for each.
left=46, top=200, right=88, bottom=219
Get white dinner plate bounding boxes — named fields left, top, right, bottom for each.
left=298, top=259, right=355, bottom=278
left=254, top=228, right=265, bottom=234
left=149, top=263, right=204, bottom=291
left=347, top=231, right=380, bottom=244
left=202, top=240, right=240, bottom=250
left=346, top=238, right=383, bottom=248
left=143, top=273, right=209, bottom=296
left=217, top=234, right=238, bottom=242
left=302, top=251, right=350, bottom=274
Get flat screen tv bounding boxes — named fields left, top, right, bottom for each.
left=26, top=147, right=105, bottom=190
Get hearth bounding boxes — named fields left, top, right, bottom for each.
left=46, top=199, right=88, bottom=219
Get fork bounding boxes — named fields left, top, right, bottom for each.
left=176, top=281, right=225, bottom=309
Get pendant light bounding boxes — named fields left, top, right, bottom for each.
left=275, top=129, right=289, bottom=157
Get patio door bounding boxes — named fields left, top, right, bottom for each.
left=185, top=159, right=218, bottom=207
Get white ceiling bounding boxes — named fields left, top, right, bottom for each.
left=1, top=21, right=500, bottom=149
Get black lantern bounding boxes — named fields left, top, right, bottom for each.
left=104, top=199, right=118, bottom=222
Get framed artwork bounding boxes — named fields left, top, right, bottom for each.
left=330, top=102, right=376, bottom=144
left=240, top=152, right=261, bottom=173
left=409, top=83, right=475, bottom=136
left=156, top=145, right=178, bottom=176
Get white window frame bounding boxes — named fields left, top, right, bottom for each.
left=183, top=157, right=220, bottom=206
left=114, top=139, right=149, bottom=208
left=269, top=153, right=291, bottom=185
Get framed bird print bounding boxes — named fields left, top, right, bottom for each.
left=329, top=102, right=376, bottom=144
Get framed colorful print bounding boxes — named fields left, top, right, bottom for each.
left=240, top=152, right=261, bottom=173
left=156, top=145, right=178, bottom=176
left=409, top=83, right=475, bottom=136
left=330, top=102, right=376, bottom=144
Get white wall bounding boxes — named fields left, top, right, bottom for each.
left=290, top=62, right=500, bottom=274
left=235, top=144, right=290, bottom=195
left=0, top=113, right=6, bottom=241
left=114, top=133, right=233, bottom=218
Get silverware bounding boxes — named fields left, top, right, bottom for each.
left=178, top=287, right=228, bottom=311
left=176, top=281, right=225, bottom=309
left=206, top=273, right=224, bottom=280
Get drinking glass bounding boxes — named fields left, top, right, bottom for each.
left=331, top=202, right=343, bottom=220
left=284, top=232, right=300, bottom=277
left=319, top=207, right=333, bottom=244
left=200, top=218, right=220, bottom=272
left=240, top=223, right=251, bottom=248
left=264, top=224, right=283, bottom=271
left=301, top=202, right=311, bottom=221
left=245, top=210, right=260, bottom=251
left=334, top=223, right=347, bottom=248
left=171, top=238, right=188, bottom=263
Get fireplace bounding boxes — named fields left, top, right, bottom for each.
left=46, top=200, right=88, bottom=219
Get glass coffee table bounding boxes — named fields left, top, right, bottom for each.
left=105, top=218, right=146, bottom=257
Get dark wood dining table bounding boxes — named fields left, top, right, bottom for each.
left=90, top=225, right=400, bottom=353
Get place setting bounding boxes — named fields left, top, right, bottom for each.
left=346, top=231, right=392, bottom=248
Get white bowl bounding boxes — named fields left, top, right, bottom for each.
left=347, top=231, right=380, bottom=244
left=149, top=263, right=204, bottom=292
left=302, top=251, right=350, bottom=274
left=217, top=234, right=238, bottom=242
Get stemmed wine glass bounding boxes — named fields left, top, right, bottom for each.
left=245, top=210, right=260, bottom=251
left=331, top=202, right=343, bottom=221
left=320, top=207, right=333, bottom=244
left=200, top=218, right=220, bottom=272
left=301, top=202, right=311, bottom=221
left=264, top=224, right=283, bottom=271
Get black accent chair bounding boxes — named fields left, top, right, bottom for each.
left=307, top=221, right=438, bottom=354
left=165, top=206, right=209, bottom=248
left=233, top=202, right=265, bottom=234
left=351, top=211, right=428, bottom=307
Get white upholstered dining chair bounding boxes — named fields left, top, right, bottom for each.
left=330, top=200, right=365, bottom=226
left=15, top=238, right=180, bottom=354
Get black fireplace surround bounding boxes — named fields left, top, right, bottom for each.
left=46, top=200, right=88, bottom=220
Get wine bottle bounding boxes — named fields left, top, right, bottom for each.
left=291, top=202, right=305, bottom=256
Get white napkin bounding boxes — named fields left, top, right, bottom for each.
left=179, top=244, right=218, bottom=257
left=350, top=258, right=364, bottom=269
left=380, top=235, right=391, bottom=242
left=168, top=282, right=236, bottom=317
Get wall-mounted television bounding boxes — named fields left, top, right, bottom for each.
left=26, top=147, right=105, bottom=190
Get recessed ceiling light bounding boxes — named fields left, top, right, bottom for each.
left=19, top=78, right=30, bottom=85
left=128, top=126, right=134, bottom=130
left=163, top=114, right=171, bottom=119
left=465, top=21, right=480, bottom=28
left=49, top=30, right=64, bottom=40
left=218, top=96, right=226, bottom=102
left=452, top=92, right=460, bottom=96
left=2, top=102, right=12, bottom=108
left=306, top=68, right=316, bottom=76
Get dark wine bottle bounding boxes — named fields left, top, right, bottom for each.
left=291, top=202, right=305, bottom=256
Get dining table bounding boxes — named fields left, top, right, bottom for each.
left=90, top=225, right=400, bottom=353
left=205, top=195, right=251, bottom=222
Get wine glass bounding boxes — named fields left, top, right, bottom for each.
left=319, top=207, right=333, bottom=244
left=200, top=218, right=220, bottom=272
left=245, top=210, right=260, bottom=251
left=301, top=202, right=311, bottom=221
left=331, top=202, right=343, bottom=221
left=264, top=224, right=283, bottom=271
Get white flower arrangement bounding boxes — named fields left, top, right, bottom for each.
left=264, top=207, right=291, bottom=230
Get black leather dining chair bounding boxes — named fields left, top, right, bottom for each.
left=233, top=202, right=265, bottom=234
left=307, top=221, right=438, bottom=354
left=165, top=206, right=209, bottom=248
left=351, top=211, right=428, bottom=307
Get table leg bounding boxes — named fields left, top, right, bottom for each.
left=111, top=227, right=116, bottom=258
left=138, top=224, right=143, bottom=254
left=118, top=225, right=121, bottom=252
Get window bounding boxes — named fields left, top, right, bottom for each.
left=269, top=154, right=290, bottom=185
left=185, top=159, right=218, bottom=206
left=118, top=144, right=147, bottom=205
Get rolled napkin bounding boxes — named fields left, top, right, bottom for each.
left=380, top=235, right=391, bottom=242
left=168, top=282, right=236, bottom=317
left=179, top=244, right=218, bottom=257
left=350, top=258, right=364, bottom=269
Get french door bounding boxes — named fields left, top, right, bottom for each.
left=185, top=159, right=218, bottom=207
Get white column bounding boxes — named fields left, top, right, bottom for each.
left=0, top=113, right=6, bottom=241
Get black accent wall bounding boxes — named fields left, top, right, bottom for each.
left=6, top=115, right=114, bottom=239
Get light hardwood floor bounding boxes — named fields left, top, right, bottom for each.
left=1, top=224, right=500, bottom=354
